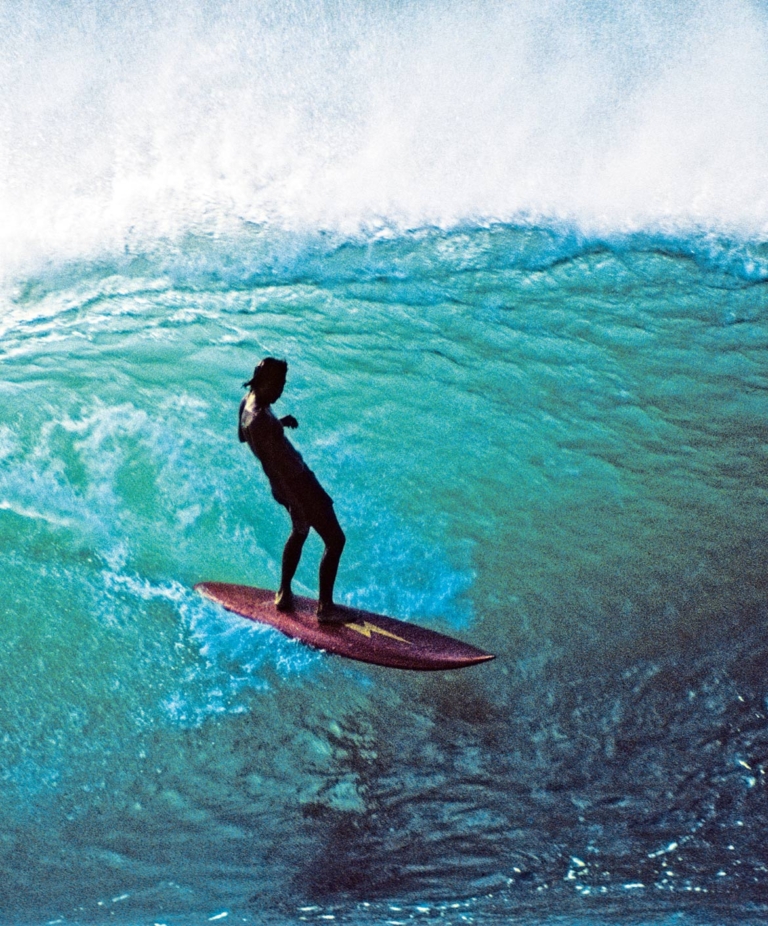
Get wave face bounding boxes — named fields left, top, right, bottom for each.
left=2, top=226, right=768, bottom=923
left=2, top=1, right=768, bottom=924
left=2, top=0, right=768, bottom=276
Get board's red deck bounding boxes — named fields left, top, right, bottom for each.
left=195, top=582, right=495, bottom=671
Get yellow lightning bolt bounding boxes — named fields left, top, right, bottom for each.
left=347, top=621, right=412, bottom=645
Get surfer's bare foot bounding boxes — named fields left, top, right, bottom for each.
left=275, top=589, right=294, bottom=612
left=317, top=601, right=344, bottom=623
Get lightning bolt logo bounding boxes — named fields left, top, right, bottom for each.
left=347, top=621, right=412, bottom=645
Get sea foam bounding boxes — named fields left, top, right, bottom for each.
left=1, top=0, right=767, bottom=278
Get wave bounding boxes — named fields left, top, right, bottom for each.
left=2, top=0, right=768, bottom=278
left=3, top=202, right=768, bottom=915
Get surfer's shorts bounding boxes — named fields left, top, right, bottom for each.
left=282, top=471, right=339, bottom=541
left=289, top=498, right=341, bottom=545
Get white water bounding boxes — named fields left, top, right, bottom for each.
left=1, top=0, right=768, bottom=278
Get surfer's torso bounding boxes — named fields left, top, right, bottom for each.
left=239, top=393, right=332, bottom=514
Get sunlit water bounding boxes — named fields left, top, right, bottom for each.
left=2, top=1, right=768, bottom=924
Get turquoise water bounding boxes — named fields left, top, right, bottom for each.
left=2, top=1, right=768, bottom=923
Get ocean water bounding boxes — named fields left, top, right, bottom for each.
left=2, top=0, right=768, bottom=924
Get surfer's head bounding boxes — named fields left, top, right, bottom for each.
left=243, top=357, right=287, bottom=405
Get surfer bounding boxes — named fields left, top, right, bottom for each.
left=239, top=357, right=346, bottom=622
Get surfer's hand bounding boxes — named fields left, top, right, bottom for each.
left=280, top=415, right=298, bottom=429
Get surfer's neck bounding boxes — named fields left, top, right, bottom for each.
left=247, top=390, right=274, bottom=413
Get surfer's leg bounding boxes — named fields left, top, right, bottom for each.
left=276, top=518, right=309, bottom=612
left=314, top=507, right=345, bottom=620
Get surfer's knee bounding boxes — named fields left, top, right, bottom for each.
left=319, top=528, right=344, bottom=563
left=314, top=507, right=344, bottom=554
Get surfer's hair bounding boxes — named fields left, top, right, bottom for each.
left=243, top=356, right=287, bottom=390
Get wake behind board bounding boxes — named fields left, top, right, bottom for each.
left=195, top=582, right=495, bottom=671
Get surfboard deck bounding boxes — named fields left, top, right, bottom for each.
left=194, top=582, right=495, bottom=671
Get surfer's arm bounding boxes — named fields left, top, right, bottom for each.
left=280, top=415, right=298, bottom=429
left=238, top=398, right=247, bottom=442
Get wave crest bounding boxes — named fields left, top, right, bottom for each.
left=2, top=0, right=768, bottom=275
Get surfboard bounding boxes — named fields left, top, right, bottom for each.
left=194, top=582, right=495, bottom=671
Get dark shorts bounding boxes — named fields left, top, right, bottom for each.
left=289, top=497, right=341, bottom=542
left=275, top=470, right=338, bottom=538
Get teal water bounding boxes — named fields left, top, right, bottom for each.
left=2, top=227, right=768, bottom=923
left=2, top=0, right=768, bottom=922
